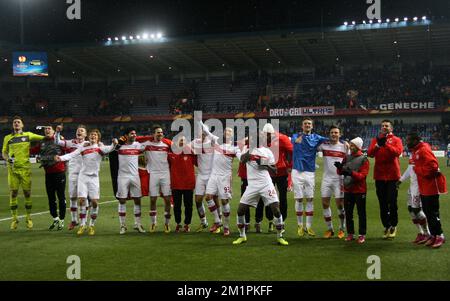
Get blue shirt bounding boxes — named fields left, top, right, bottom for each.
left=291, top=132, right=328, bottom=172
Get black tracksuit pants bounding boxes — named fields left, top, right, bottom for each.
left=45, top=172, right=67, bottom=220
left=173, top=190, right=193, bottom=225
left=421, top=195, right=443, bottom=236
left=344, top=193, right=367, bottom=235
left=375, top=180, right=398, bottom=229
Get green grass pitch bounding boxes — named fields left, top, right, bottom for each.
left=0, top=158, right=448, bottom=281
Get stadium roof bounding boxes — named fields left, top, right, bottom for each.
left=1, top=21, right=450, bottom=79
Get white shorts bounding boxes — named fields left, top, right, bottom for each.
left=292, top=170, right=315, bottom=199
left=321, top=178, right=344, bottom=198
left=116, top=175, right=142, bottom=199
left=68, top=172, right=79, bottom=199
left=195, top=174, right=210, bottom=196
left=407, top=191, right=422, bottom=209
left=240, top=182, right=279, bottom=208
left=77, top=174, right=100, bottom=199
left=205, top=174, right=232, bottom=200
left=150, top=172, right=171, bottom=197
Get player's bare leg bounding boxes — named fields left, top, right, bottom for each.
left=205, top=194, right=222, bottom=233
left=233, top=203, right=249, bottom=245
left=194, top=195, right=208, bottom=231
left=322, top=197, right=334, bottom=238
left=163, top=195, right=172, bottom=233
left=88, top=199, right=99, bottom=235
left=221, top=199, right=231, bottom=236
left=149, top=196, right=158, bottom=232
left=133, top=197, right=145, bottom=233
left=269, top=202, right=288, bottom=246
left=335, top=198, right=346, bottom=238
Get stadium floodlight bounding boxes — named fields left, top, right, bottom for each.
left=386, top=18, right=390, bottom=23
left=377, top=19, right=382, bottom=23
left=395, top=18, right=399, bottom=22
left=369, top=19, right=373, bottom=24
left=422, top=16, right=427, bottom=20
left=168, top=66, right=172, bottom=70
left=149, top=55, right=154, bottom=59
left=114, top=37, right=119, bottom=41
left=56, top=59, right=61, bottom=63
left=156, top=32, right=162, bottom=39
left=362, top=20, right=366, bottom=24
left=413, top=17, right=418, bottom=21
left=143, top=33, right=149, bottom=39
left=404, top=17, right=408, bottom=21
left=351, top=21, right=356, bottom=25
left=343, top=21, right=348, bottom=26
left=150, top=34, right=155, bottom=39
left=266, top=48, right=270, bottom=51
left=107, top=37, right=112, bottom=41
left=136, top=35, right=141, bottom=39
left=121, top=36, right=126, bottom=41
left=129, top=36, right=134, bottom=40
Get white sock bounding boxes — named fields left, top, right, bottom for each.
left=273, top=215, right=284, bottom=238
left=323, top=207, right=333, bottom=230
left=207, top=200, right=221, bottom=224
left=197, top=203, right=207, bottom=225
left=118, top=203, right=126, bottom=226
left=149, top=210, right=157, bottom=225
left=164, top=211, right=171, bottom=225
left=70, top=200, right=78, bottom=223
left=337, top=208, right=345, bottom=230
left=79, top=207, right=87, bottom=226
left=417, top=211, right=430, bottom=235
left=134, top=204, right=141, bottom=225
left=295, top=200, right=304, bottom=226
left=306, top=201, right=314, bottom=229
left=237, top=215, right=246, bottom=238
left=89, top=206, right=98, bottom=226
left=222, top=203, right=231, bottom=229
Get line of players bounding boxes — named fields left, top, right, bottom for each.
left=18, top=117, right=445, bottom=247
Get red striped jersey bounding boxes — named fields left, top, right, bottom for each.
left=59, top=143, right=115, bottom=176
left=141, top=139, right=172, bottom=174
left=58, top=139, right=86, bottom=175
left=118, top=142, right=145, bottom=177
left=317, top=141, right=348, bottom=180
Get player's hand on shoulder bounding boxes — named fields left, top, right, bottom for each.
left=295, top=134, right=302, bottom=144
left=54, top=155, right=61, bottom=162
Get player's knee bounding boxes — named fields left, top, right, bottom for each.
left=23, top=191, right=31, bottom=198
left=11, top=190, right=18, bottom=198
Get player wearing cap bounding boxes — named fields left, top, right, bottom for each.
left=2, top=116, right=44, bottom=230
left=317, top=125, right=348, bottom=239
left=335, top=137, right=369, bottom=244
left=291, top=117, right=328, bottom=237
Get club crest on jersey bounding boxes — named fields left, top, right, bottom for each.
left=21, top=137, right=26, bottom=142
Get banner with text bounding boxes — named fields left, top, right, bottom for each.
left=270, top=106, right=335, bottom=117
left=378, top=101, right=436, bottom=111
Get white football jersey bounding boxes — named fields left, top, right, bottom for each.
left=246, top=147, right=275, bottom=185
left=317, top=141, right=348, bottom=180
left=60, top=143, right=114, bottom=176
left=191, top=137, right=214, bottom=176
left=210, top=142, right=241, bottom=176
left=400, top=154, right=419, bottom=195
left=142, top=140, right=171, bottom=174
left=58, top=139, right=85, bottom=175
left=117, top=142, right=145, bottom=177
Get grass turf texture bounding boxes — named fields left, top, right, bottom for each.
left=0, top=158, right=448, bottom=281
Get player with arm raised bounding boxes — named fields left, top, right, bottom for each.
left=55, top=124, right=88, bottom=230
left=317, top=125, right=348, bottom=239
left=140, top=125, right=173, bottom=233
left=116, top=128, right=146, bottom=235
left=200, top=121, right=242, bottom=236
left=233, top=139, right=288, bottom=246
left=291, top=117, right=328, bottom=237
left=2, top=116, right=44, bottom=230
left=55, top=129, right=117, bottom=235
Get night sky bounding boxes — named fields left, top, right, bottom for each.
left=0, top=0, right=448, bottom=45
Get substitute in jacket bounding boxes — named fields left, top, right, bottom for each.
left=407, top=132, right=447, bottom=248
left=336, top=137, right=369, bottom=244
left=31, top=125, right=67, bottom=230
left=367, top=119, right=403, bottom=239
left=168, top=136, right=196, bottom=233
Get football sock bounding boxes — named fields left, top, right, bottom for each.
left=134, top=204, right=141, bottom=225
left=237, top=215, right=246, bottom=238
left=89, top=206, right=98, bottom=226
left=295, top=200, right=304, bottom=226
left=70, top=200, right=78, bottom=223
left=306, top=201, right=314, bottom=229
left=149, top=210, right=157, bottom=225
left=222, top=203, right=231, bottom=228
left=10, top=196, right=18, bottom=220
left=337, top=208, right=345, bottom=229
left=323, top=207, right=333, bottom=230
left=273, top=215, right=284, bottom=238
left=24, top=196, right=32, bottom=218
left=207, top=199, right=221, bottom=224
left=118, top=203, right=126, bottom=226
